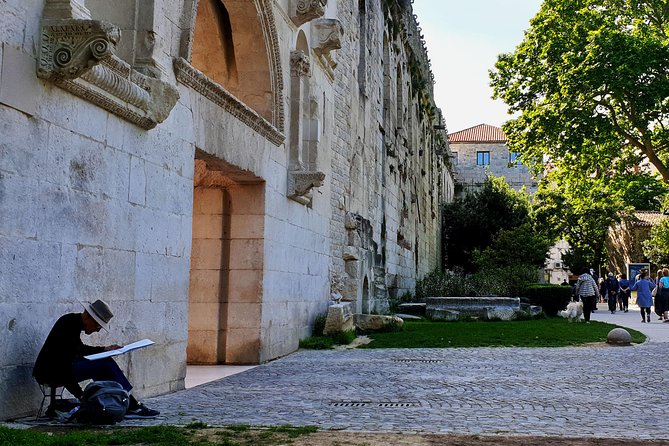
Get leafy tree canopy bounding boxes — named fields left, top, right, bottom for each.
left=643, top=217, right=669, bottom=266
left=443, top=176, right=538, bottom=272
left=491, top=0, right=669, bottom=182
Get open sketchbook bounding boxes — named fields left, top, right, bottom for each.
left=84, top=338, right=154, bottom=361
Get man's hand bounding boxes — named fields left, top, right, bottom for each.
left=103, top=344, right=122, bottom=351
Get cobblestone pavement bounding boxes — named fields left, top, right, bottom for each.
left=131, top=339, right=669, bottom=440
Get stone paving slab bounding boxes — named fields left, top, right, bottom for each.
left=131, top=343, right=669, bottom=440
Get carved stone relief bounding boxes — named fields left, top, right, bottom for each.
left=287, top=170, right=325, bottom=205
left=38, top=0, right=179, bottom=129
left=311, top=18, right=343, bottom=77
left=311, top=18, right=343, bottom=56
left=290, top=0, right=327, bottom=28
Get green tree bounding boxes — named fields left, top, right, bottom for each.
left=442, top=176, right=532, bottom=272
left=490, top=0, right=669, bottom=271
left=491, top=0, right=669, bottom=182
left=643, top=217, right=669, bottom=266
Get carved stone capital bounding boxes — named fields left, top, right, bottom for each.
left=290, top=0, right=327, bottom=28
left=290, top=50, right=311, bottom=78
left=311, top=18, right=343, bottom=57
left=288, top=170, right=325, bottom=205
left=38, top=19, right=119, bottom=80
left=38, top=17, right=179, bottom=129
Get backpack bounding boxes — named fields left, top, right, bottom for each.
left=73, top=380, right=129, bottom=424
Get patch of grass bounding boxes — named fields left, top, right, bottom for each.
left=299, top=330, right=357, bottom=349
left=0, top=425, right=188, bottom=446
left=299, top=336, right=334, bottom=349
left=0, top=424, right=320, bottom=446
left=359, top=318, right=646, bottom=348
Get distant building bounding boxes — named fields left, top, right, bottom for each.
left=607, top=211, right=664, bottom=276
left=448, top=124, right=537, bottom=197
left=448, top=124, right=566, bottom=283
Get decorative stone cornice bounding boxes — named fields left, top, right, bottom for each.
left=288, top=170, right=325, bottom=205
left=290, top=50, right=311, bottom=78
left=38, top=4, right=179, bottom=129
left=290, top=0, right=327, bottom=28
left=174, top=58, right=285, bottom=146
left=311, top=18, right=343, bottom=57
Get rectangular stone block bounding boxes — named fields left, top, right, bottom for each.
left=190, top=238, right=222, bottom=270
left=0, top=44, right=38, bottom=116
left=192, top=213, right=224, bottom=239
left=189, top=269, right=221, bottom=303
left=0, top=105, right=49, bottom=178
left=224, top=328, right=260, bottom=364
left=226, top=303, right=261, bottom=329
left=193, top=187, right=224, bottom=215
left=129, top=155, right=147, bottom=205
left=228, top=239, right=263, bottom=270
left=188, top=301, right=221, bottom=331
left=227, top=269, right=263, bottom=303
left=186, top=329, right=219, bottom=364
left=230, top=214, right=264, bottom=239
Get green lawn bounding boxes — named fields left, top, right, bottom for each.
left=359, top=318, right=646, bottom=348
left=0, top=424, right=318, bottom=446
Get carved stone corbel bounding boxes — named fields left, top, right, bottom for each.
left=288, top=170, right=325, bottom=205
left=311, top=18, right=343, bottom=57
left=37, top=0, right=179, bottom=129
left=290, top=0, right=327, bottom=28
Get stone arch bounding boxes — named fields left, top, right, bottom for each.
left=296, top=30, right=309, bottom=53
left=183, top=0, right=284, bottom=131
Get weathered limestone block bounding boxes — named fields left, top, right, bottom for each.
left=607, top=328, right=632, bottom=346
left=323, top=302, right=354, bottom=335
left=426, top=297, right=522, bottom=321
left=354, top=314, right=403, bottom=332
left=398, top=302, right=426, bottom=316
left=342, top=246, right=358, bottom=261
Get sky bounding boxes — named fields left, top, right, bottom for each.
left=412, top=0, right=543, bottom=133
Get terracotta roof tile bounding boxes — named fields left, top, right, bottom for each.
left=448, top=123, right=508, bottom=143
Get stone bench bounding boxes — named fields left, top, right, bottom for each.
left=426, top=297, right=541, bottom=321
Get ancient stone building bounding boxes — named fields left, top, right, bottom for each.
left=448, top=123, right=537, bottom=197
left=0, top=0, right=452, bottom=419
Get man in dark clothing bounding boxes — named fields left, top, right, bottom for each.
left=33, top=300, right=159, bottom=418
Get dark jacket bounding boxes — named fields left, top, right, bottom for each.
left=33, top=313, right=104, bottom=385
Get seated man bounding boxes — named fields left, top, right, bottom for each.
left=33, top=299, right=159, bottom=418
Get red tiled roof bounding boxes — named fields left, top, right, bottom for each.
left=448, top=123, right=508, bottom=143
left=632, top=211, right=665, bottom=227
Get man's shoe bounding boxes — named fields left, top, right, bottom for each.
left=125, top=403, right=160, bottom=419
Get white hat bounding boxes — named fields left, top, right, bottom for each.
left=82, top=299, right=114, bottom=330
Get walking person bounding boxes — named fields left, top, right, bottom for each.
left=575, top=268, right=599, bottom=323
left=658, top=268, right=669, bottom=322
left=605, top=273, right=619, bottom=314
left=618, top=273, right=631, bottom=312
left=654, top=269, right=664, bottom=320
left=598, top=277, right=607, bottom=304
left=632, top=271, right=655, bottom=322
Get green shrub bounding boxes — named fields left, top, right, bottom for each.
left=416, top=266, right=538, bottom=298
left=312, top=313, right=327, bottom=336
left=522, top=284, right=572, bottom=316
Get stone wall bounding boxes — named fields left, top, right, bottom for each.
left=451, top=142, right=537, bottom=196
left=0, top=0, right=453, bottom=420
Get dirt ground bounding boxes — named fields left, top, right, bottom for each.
left=290, top=432, right=669, bottom=445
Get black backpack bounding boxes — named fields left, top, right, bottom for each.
left=73, top=380, right=129, bottom=424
